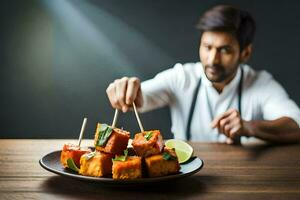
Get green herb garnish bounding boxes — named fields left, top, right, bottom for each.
left=112, top=149, right=128, bottom=162
left=144, top=131, right=153, bottom=141
left=162, top=152, right=177, bottom=161
left=84, top=151, right=96, bottom=160
left=67, top=158, right=79, bottom=172
left=97, top=124, right=113, bottom=147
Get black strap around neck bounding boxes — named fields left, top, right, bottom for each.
left=186, top=67, right=244, bottom=140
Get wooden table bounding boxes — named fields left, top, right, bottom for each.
left=0, top=139, right=300, bottom=200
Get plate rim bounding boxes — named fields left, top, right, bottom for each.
left=39, top=149, right=204, bottom=184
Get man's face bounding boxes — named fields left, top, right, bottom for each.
left=199, top=31, right=241, bottom=83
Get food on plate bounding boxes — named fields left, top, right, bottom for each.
left=112, top=150, right=142, bottom=179
left=60, top=121, right=185, bottom=180
left=131, top=130, right=163, bottom=157
left=145, top=147, right=180, bottom=177
left=60, top=143, right=91, bottom=169
left=79, top=151, right=113, bottom=177
left=94, top=123, right=130, bottom=155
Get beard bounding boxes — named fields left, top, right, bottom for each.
left=204, top=64, right=227, bottom=82
left=204, top=64, right=238, bottom=83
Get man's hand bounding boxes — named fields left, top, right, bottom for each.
left=211, top=108, right=251, bottom=144
left=106, top=77, right=143, bottom=112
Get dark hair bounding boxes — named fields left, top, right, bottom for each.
left=196, top=5, right=256, bottom=51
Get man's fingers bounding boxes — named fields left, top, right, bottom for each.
left=212, top=111, right=234, bottom=132
left=106, top=83, right=121, bottom=109
left=218, top=118, right=229, bottom=135
left=223, top=123, right=233, bottom=137
left=135, top=87, right=144, bottom=108
left=211, top=114, right=223, bottom=128
left=229, top=119, right=242, bottom=138
left=222, top=110, right=240, bottom=134
left=211, top=108, right=237, bottom=128
left=125, top=77, right=141, bottom=105
left=212, top=109, right=242, bottom=137
left=106, top=77, right=142, bottom=112
left=106, top=77, right=135, bottom=112
left=210, top=108, right=243, bottom=144
left=226, top=138, right=234, bottom=144
left=115, top=77, right=129, bottom=112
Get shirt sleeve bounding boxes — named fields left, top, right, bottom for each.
left=139, top=63, right=189, bottom=113
left=258, top=71, right=300, bottom=127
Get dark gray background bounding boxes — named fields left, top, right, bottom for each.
left=1, top=0, right=300, bottom=139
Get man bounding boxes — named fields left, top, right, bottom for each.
left=106, top=5, right=300, bottom=144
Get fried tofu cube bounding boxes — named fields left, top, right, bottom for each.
left=145, top=147, right=180, bottom=177
left=112, top=156, right=142, bottom=179
left=132, top=130, right=163, bottom=157
left=60, top=143, right=91, bottom=168
left=79, top=151, right=113, bottom=177
left=94, top=123, right=130, bottom=155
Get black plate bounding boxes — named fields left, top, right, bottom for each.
left=39, top=150, right=204, bottom=185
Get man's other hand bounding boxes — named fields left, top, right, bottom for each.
left=211, top=108, right=251, bottom=144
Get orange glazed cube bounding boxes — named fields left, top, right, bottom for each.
left=145, top=147, right=180, bottom=178
left=79, top=151, right=113, bottom=177
left=132, top=130, right=163, bottom=157
left=60, top=143, right=91, bottom=168
left=112, top=156, right=142, bottom=179
left=94, top=123, right=130, bottom=155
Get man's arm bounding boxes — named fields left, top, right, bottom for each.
left=106, top=73, right=175, bottom=113
left=211, top=108, right=300, bottom=144
left=244, top=117, right=300, bottom=143
left=106, top=63, right=188, bottom=113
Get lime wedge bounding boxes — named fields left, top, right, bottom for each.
left=67, top=158, right=79, bottom=172
left=165, top=139, right=193, bottom=163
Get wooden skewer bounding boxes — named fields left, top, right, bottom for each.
left=132, top=102, right=144, bottom=132
left=78, top=117, right=87, bottom=147
left=111, top=109, right=119, bottom=128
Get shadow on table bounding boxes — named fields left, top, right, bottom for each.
left=41, top=174, right=216, bottom=199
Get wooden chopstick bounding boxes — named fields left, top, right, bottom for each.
left=111, top=109, right=119, bottom=128
left=132, top=102, right=145, bottom=132
left=78, top=117, right=87, bottom=147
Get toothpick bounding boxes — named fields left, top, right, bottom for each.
left=78, top=117, right=87, bottom=147
left=112, top=109, right=119, bottom=128
left=132, top=102, right=144, bottom=132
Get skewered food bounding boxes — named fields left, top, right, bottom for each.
left=94, top=123, right=130, bottom=155
left=132, top=130, right=163, bottom=157
left=60, top=143, right=91, bottom=168
left=60, top=122, right=182, bottom=180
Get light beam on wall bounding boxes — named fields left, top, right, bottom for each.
left=42, top=0, right=173, bottom=79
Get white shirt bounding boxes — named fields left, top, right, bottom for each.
left=140, top=62, right=300, bottom=142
